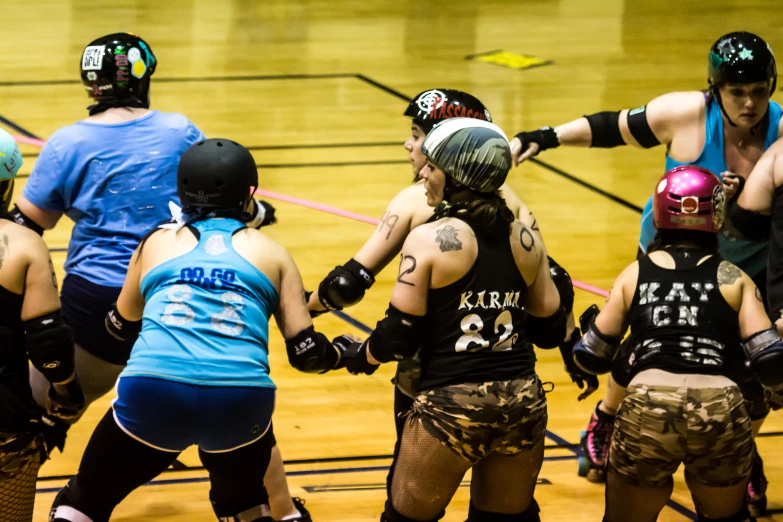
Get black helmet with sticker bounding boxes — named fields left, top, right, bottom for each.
left=80, top=32, right=157, bottom=107
left=403, top=89, right=492, bottom=134
left=709, top=32, right=776, bottom=91
left=177, top=139, right=258, bottom=213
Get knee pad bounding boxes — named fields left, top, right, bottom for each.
left=467, top=499, right=541, bottom=522
left=381, top=502, right=443, bottom=522
left=697, top=505, right=754, bottom=522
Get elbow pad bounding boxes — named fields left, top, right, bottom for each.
left=105, top=303, right=142, bottom=342
left=728, top=203, right=771, bottom=242
left=24, top=311, right=75, bottom=383
left=626, top=105, right=661, bottom=149
left=9, top=205, right=44, bottom=236
left=524, top=306, right=567, bottom=349
left=585, top=111, right=625, bottom=148
left=548, top=256, right=574, bottom=315
left=317, top=259, right=375, bottom=311
left=285, top=326, right=339, bottom=374
left=367, top=304, right=423, bottom=363
left=743, top=328, right=783, bottom=388
left=573, top=323, right=622, bottom=375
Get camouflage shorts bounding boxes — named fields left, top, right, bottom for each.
left=0, top=431, right=40, bottom=480
left=409, top=374, right=547, bottom=462
left=393, top=353, right=421, bottom=399
left=609, top=381, right=753, bottom=488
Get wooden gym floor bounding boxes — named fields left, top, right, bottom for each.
left=1, top=0, right=781, bottom=520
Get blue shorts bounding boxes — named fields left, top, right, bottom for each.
left=113, top=376, right=275, bottom=452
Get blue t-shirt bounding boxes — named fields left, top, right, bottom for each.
left=23, top=110, right=206, bottom=287
left=121, top=218, right=279, bottom=388
left=639, top=99, right=781, bottom=280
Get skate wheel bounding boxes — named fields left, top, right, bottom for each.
left=578, top=456, right=590, bottom=477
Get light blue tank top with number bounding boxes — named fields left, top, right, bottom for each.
left=638, top=99, right=781, bottom=280
left=121, top=218, right=278, bottom=388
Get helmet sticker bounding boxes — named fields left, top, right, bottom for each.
left=129, top=48, right=147, bottom=79
left=681, top=196, right=699, bottom=214
left=86, top=71, right=97, bottom=81
left=82, top=45, right=106, bottom=71
left=128, top=47, right=141, bottom=63
left=739, top=48, right=754, bottom=60
left=416, top=89, right=448, bottom=114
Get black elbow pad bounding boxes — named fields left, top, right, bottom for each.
left=728, top=203, right=771, bottom=241
left=9, top=205, right=44, bottom=236
left=367, top=305, right=423, bottom=363
left=585, top=111, right=625, bottom=148
left=525, top=306, right=567, bottom=349
left=105, top=302, right=142, bottom=342
left=548, top=256, right=574, bottom=315
left=25, top=311, right=75, bottom=383
left=285, top=326, right=338, bottom=374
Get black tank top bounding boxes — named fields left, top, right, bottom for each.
left=0, top=285, right=39, bottom=432
left=419, top=219, right=534, bottom=390
left=767, top=184, right=783, bottom=313
left=626, top=248, right=742, bottom=381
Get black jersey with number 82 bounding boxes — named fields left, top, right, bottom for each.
left=419, top=223, right=533, bottom=390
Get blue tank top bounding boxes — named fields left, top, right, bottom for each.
left=121, top=219, right=278, bottom=388
left=22, top=111, right=206, bottom=287
left=639, top=98, right=781, bottom=279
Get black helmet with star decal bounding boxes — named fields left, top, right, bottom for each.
left=709, top=32, right=776, bottom=94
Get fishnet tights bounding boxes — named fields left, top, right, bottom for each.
left=0, top=448, right=41, bottom=522
left=391, top=420, right=543, bottom=520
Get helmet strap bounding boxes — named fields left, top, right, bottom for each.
left=712, top=86, right=738, bottom=128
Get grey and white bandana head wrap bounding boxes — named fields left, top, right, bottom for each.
left=421, top=118, right=511, bottom=193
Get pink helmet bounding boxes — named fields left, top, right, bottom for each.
left=653, top=166, right=726, bottom=233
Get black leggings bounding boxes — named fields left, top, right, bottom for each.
left=59, top=409, right=272, bottom=522
left=386, top=386, right=415, bottom=498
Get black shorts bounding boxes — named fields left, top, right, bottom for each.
left=60, top=275, right=128, bottom=365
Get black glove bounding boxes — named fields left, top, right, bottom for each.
left=514, top=127, right=560, bottom=157
left=559, top=328, right=599, bottom=401
left=45, top=375, right=85, bottom=423
left=332, top=335, right=379, bottom=376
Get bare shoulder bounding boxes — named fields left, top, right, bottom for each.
left=0, top=220, right=48, bottom=258
left=406, top=217, right=472, bottom=255
left=649, top=90, right=705, bottom=119
left=615, top=260, right=640, bottom=288
left=237, top=227, right=289, bottom=258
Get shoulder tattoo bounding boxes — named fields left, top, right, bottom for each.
left=435, top=225, right=462, bottom=252
left=717, top=261, right=742, bottom=286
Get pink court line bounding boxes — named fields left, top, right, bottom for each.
left=17, top=135, right=609, bottom=298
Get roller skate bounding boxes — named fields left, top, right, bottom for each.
left=577, top=402, right=615, bottom=483
left=747, top=446, right=767, bottom=518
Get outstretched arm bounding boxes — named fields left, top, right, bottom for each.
left=510, top=91, right=697, bottom=165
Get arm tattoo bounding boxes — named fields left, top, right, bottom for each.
left=519, top=227, right=535, bottom=252
left=529, top=212, right=539, bottom=231
left=435, top=226, right=462, bottom=252
left=0, top=234, right=8, bottom=269
left=717, top=261, right=742, bottom=286
left=378, top=211, right=400, bottom=240
left=397, top=255, right=417, bottom=286
left=48, top=260, right=58, bottom=289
